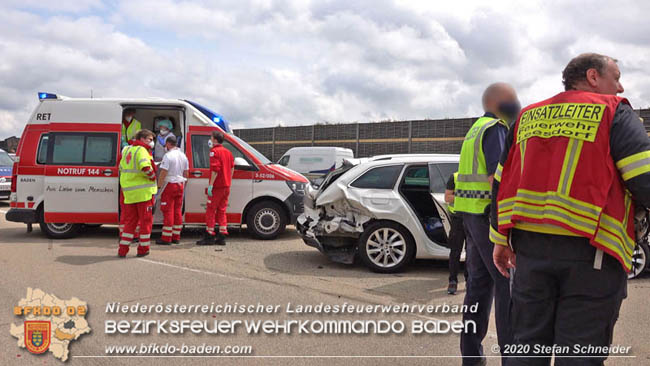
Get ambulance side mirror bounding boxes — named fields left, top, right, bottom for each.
left=234, top=157, right=253, bottom=170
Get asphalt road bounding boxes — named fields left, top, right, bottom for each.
left=0, top=201, right=648, bottom=366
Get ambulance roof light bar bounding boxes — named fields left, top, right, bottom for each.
left=38, top=92, right=58, bottom=100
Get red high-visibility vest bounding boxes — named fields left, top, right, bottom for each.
left=492, top=90, right=635, bottom=271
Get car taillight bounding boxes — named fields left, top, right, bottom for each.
left=10, top=162, right=17, bottom=192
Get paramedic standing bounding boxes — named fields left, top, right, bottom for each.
left=156, top=136, right=188, bottom=245
left=118, top=129, right=157, bottom=257
left=491, top=53, right=650, bottom=365
left=196, top=131, right=234, bottom=246
left=121, top=108, right=142, bottom=149
left=445, top=171, right=466, bottom=295
left=455, top=82, right=520, bottom=366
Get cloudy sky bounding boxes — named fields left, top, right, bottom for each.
left=1, top=0, right=649, bottom=138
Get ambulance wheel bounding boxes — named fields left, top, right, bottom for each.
left=39, top=222, right=82, bottom=239
left=358, top=221, right=415, bottom=273
left=247, top=201, right=286, bottom=240
left=628, top=241, right=649, bottom=279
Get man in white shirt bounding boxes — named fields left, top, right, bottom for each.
left=155, top=136, right=189, bottom=245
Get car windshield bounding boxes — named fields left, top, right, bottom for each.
left=0, top=150, right=13, bottom=166
left=230, top=134, right=271, bottom=165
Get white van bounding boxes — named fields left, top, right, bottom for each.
left=6, top=93, right=308, bottom=240
left=277, top=147, right=354, bottom=184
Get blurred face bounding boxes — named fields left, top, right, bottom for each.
left=487, top=85, right=520, bottom=122
left=123, top=112, right=134, bottom=122
left=591, top=60, right=624, bottom=95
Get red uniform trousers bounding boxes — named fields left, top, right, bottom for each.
left=118, top=198, right=154, bottom=256
left=119, top=190, right=139, bottom=240
left=160, top=183, right=184, bottom=243
left=205, top=186, right=230, bottom=235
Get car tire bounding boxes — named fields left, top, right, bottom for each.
left=39, top=221, right=82, bottom=239
left=246, top=201, right=287, bottom=240
left=628, top=240, right=649, bottom=279
left=358, top=221, right=415, bottom=273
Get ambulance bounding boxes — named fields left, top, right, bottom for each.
left=5, top=93, right=308, bottom=239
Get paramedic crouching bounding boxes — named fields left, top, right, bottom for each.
left=196, top=131, right=234, bottom=246
left=156, top=136, right=188, bottom=245
left=118, top=129, right=157, bottom=257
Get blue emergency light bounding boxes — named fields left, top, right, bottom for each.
left=38, top=92, right=57, bottom=100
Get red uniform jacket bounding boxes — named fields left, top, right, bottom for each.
left=210, top=144, right=234, bottom=187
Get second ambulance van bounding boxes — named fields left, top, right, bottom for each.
left=6, top=93, right=307, bottom=239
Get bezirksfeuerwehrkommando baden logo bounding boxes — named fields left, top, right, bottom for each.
left=10, top=288, right=91, bottom=361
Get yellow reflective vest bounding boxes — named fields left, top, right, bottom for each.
left=455, top=116, right=508, bottom=214
left=121, top=119, right=142, bottom=148
left=119, top=145, right=157, bottom=204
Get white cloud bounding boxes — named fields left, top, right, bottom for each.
left=1, top=0, right=650, bottom=139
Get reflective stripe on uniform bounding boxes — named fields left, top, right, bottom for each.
left=455, top=189, right=490, bottom=199
left=489, top=226, right=508, bottom=246
left=616, top=150, right=650, bottom=181
left=121, top=232, right=134, bottom=239
left=140, top=234, right=151, bottom=239
left=122, top=183, right=157, bottom=191
left=119, top=240, right=131, bottom=245
left=139, top=241, right=150, bottom=246
left=456, top=174, right=490, bottom=182
left=494, top=163, right=503, bottom=183
left=557, top=138, right=584, bottom=194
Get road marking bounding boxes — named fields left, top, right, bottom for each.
left=137, top=258, right=243, bottom=280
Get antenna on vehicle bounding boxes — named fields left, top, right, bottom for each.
left=90, top=89, right=93, bottom=98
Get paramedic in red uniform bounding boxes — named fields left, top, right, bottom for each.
left=491, top=53, right=650, bottom=365
left=196, top=131, right=234, bottom=246
left=155, top=136, right=189, bottom=245
left=118, top=129, right=157, bottom=257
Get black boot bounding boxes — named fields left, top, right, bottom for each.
left=156, top=238, right=172, bottom=245
left=215, top=233, right=226, bottom=246
left=196, top=231, right=217, bottom=245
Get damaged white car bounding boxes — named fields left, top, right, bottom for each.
left=297, top=154, right=459, bottom=273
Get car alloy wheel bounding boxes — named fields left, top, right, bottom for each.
left=628, top=241, right=649, bottom=279
left=366, top=227, right=406, bottom=268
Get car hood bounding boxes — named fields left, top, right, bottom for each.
left=264, top=164, right=308, bottom=182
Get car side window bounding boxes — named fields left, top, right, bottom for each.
left=37, top=134, right=49, bottom=164
left=402, top=165, right=429, bottom=187
left=48, top=133, right=117, bottom=166
left=430, top=163, right=459, bottom=193
left=350, top=165, right=403, bottom=189
left=191, top=135, right=250, bottom=169
left=191, top=135, right=210, bottom=169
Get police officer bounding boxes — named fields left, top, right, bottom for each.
left=196, top=131, right=234, bottom=246
left=155, top=136, right=188, bottom=245
left=118, top=129, right=157, bottom=257
left=491, top=53, right=650, bottom=366
left=455, top=82, right=520, bottom=366
left=121, top=108, right=142, bottom=149
left=445, top=172, right=466, bottom=295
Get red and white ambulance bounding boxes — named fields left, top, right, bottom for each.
left=6, top=93, right=307, bottom=239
